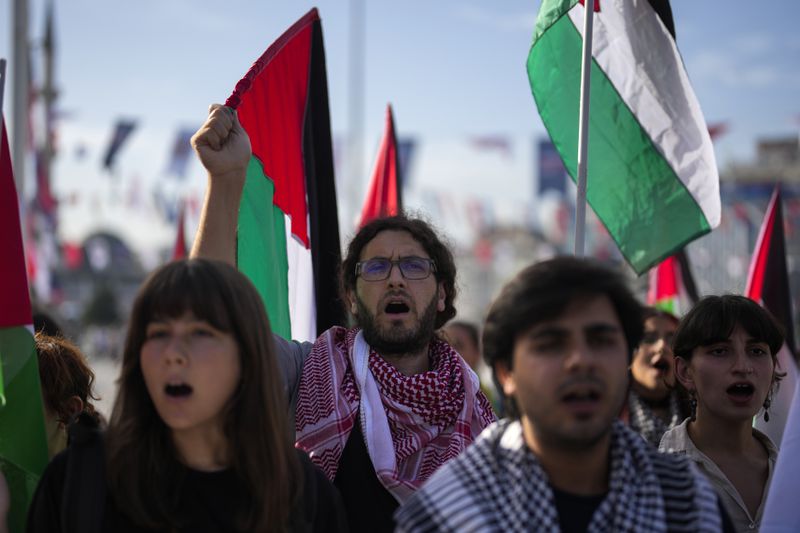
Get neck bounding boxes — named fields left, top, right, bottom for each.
left=381, top=345, right=431, bottom=375
left=521, top=418, right=611, bottom=496
left=631, top=381, right=669, bottom=404
left=171, top=425, right=229, bottom=472
left=687, top=412, right=757, bottom=455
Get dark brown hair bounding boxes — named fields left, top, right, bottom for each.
left=672, top=295, right=785, bottom=388
left=105, top=259, right=301, bottom=532
left=35, top=333, right=100, bottom=424
left=341, top=214, right=457, bottom=329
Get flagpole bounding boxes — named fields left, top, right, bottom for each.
left=574, top=1, right=595, bottom=257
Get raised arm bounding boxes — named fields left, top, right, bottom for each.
left=190, top=104, right=252, bottom=265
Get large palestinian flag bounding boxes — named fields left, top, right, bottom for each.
left=527, top=0, right=720, bottom=274
left=358, top=104, right=402, bottom=227
left=225, top=9, right=343, bottom=342
left=0, top=119, right=48, bottom=532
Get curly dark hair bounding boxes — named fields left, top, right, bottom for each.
left=483, top=256, right=643, bottom=418
left=340, top=214, right=457, bottom=329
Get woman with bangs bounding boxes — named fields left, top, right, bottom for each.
left=659, top=295, right=784, bottom=532
left=28, top=259, right=346, bottom=533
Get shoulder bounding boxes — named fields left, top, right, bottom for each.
left=658, top=417, right=691, bottom=453
left=394, top=420, right=514, bottom=533
left=752, top=426, right=779, bottom=460
left=295, top=449, right=348, bottom=533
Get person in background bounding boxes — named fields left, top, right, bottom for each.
left=27, top=259, right=346, bottom=532
left=660, top=295, right=784, bottom=532
left=623, top=306, right=689, bottom=447
left=189, top=104, right=495, bottom=532
left=442, top=320, right=502, bottom=415
left=396, top=257, right=732, bottom=532
left=35, top=333, right=103, bottom=457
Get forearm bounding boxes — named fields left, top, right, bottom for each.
left=190, top=171, right=245, bottom=266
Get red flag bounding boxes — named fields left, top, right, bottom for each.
left=358, top=104, right=401, bottom=227
left=172, top=201, right=188, bottom=260
left=0, top=120, right=32, bottom=326
left=747, top=185, right=798, bottom=446
left=646, top=250, right=697, bottom=317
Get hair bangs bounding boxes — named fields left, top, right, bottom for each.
left=142, top=261, right=235, bottom=334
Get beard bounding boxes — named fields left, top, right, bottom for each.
left=356, top=293, right=439, bottom=357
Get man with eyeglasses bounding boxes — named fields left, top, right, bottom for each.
left=190, top=105, right=495, bottom=532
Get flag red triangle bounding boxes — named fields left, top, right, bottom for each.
left=745, top=185, right=796, bottom=352
left=359, top=104, right=401, bottom=227
left=0, top=119, right=33, bottom=327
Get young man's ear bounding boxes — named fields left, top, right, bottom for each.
left=674, top=357, right=694, bottom=391
left=346, top=290, right=358, bottom=316
left=436, top=282, right=446, bottom=313
left=494, top=360, right=516, bottom=398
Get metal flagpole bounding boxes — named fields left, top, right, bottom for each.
left=574, top=1, right=595, bottom=257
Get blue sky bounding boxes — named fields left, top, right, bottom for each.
left=1, top=0, right=798, bottom=262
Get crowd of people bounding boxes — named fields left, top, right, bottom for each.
left=0, top=105, right=789, bottom=532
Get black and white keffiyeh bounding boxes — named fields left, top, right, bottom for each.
left=395, top=419, right=723, bottom=533
left=628, top=390, right=685, bottom=447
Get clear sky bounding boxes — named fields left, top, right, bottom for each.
left=1, top=0, right=798, bottom=264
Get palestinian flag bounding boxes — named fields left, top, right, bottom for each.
left=225, top=8, right=343, bottom=342
left=746, top=186, right=798, bottom=446
left=527, top=0, right=720, bottom=274
left=0, top=119, right=48, bottom=532
left=646, top=249, right=699, bottom=316
left=358, top=104, right=402, bottom=227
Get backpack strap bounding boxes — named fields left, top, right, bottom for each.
left=60, top=412, right=106, bottom=533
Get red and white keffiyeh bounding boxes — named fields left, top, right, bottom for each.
left=295, top=326, right=495, bottom=503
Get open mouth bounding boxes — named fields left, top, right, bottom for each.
left=165, top=383, right=193, bottom=398
left=727, top=382, right=754, bottom=399
left=563, top=390, right=601, bottom=403
left=652, top=360, right=670, bottom=372
left=384, top=301, right=410, bottom=315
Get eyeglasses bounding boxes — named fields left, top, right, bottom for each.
left=355, top=257, right=437, bottom=281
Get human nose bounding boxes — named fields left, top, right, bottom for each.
left=731, top=348, right=753, bottom=375
left=164, top=334, right=189, bottom=366
left=565, top=341, right=593, bottom=372
left=386, top=262, right=406, bottom=286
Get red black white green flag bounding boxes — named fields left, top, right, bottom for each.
left=0, top=118, right=49, bottom=532
left=746, top=186, right=798, bottom=445
left=225, top=9, right=343, bottom=341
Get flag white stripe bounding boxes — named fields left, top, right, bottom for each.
left=568, top=0, right=720, bottom=226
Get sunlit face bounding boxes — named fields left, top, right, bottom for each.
left=444, top=324, right=481, bottom=370
left=349, top=230, right=445, bottom=355
left=496, top=295, right=629, bottom=452
left=676, top=324, right=775, bottom=424
left=630, top=316, right=678, bottom=401
left=140, top=312, right=240, bottom=440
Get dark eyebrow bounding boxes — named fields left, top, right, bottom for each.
left=526, top=326, right=569, bottom=341
left=584, top=323, right=622, bottom=336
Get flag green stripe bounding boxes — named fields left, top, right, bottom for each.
left=237, top=156, right=292, bottom=339
left=528, top=15, right=711, bottom=273
left=0, top=326, right=48, bottom=532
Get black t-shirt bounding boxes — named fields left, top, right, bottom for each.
left=27, top=445, right=346, bottom=533
left=552, top=486, right=606, bottom=533
left=333, top=421, right=398, bottom=533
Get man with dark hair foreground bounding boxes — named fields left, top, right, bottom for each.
left=396, top=257, right=732, bottom=532
left=190, top=105, right=495, bottom=531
